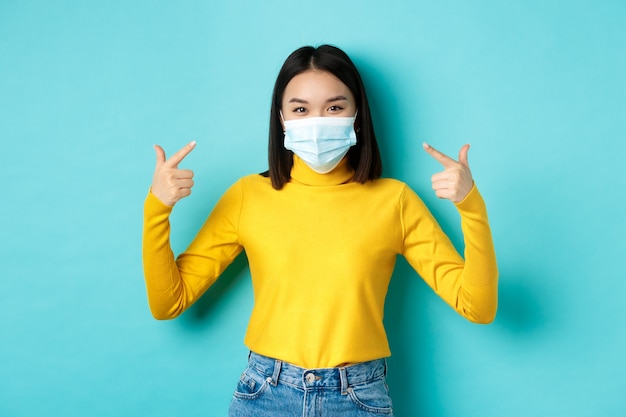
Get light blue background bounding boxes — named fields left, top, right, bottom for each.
left=1, top=1, right=625, bottom=416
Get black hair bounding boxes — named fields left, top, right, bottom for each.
left=264, top=45, right=382, bottom=190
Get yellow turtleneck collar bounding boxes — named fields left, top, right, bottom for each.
left=289, top=155, right=355, bottom=186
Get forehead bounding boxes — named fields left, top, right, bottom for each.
left=283, top=70, right=353, bottom=102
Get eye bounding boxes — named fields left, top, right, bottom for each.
left=327, top=105, right=344, bottom=112
left=292, top=107, right=307, bottom=113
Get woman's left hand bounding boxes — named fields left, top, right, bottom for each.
left=423, top=143, right=474, bottom=203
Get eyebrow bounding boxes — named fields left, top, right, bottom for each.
left=288, top=95, right=348, bottom=104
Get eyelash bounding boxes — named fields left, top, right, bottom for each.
left=292, top=106, right=344, bottom=113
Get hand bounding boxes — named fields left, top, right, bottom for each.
left=151, top=141, right=196, bottom=206
left=423, top=143, right=474, bottom=203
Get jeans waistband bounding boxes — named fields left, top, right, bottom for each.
left=247, top=352, right=387, bottom=394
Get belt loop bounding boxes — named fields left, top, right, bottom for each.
left=339, top=367, right=349, bottom=395
left=271, top=359, right=282, bottom=386
left=383, top=358, right=388, bottom=377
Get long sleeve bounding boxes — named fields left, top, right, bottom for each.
left=141, top=182, right=244, bottom=320
left=401, top=184, right=498, bottom=323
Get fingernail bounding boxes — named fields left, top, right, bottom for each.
left=190, top=140, right=197, bottom=147
left=422, top=142, right=430, bottom=149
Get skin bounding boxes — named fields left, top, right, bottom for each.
left=423, top=142, right=474, bottom=204
left=281, top=70, right=356, bottom=121
left=150, top=69, right=474, bottom=206
left=151, top=141, right=196, bottom=207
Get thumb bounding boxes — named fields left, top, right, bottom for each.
left=154, top=145, right=166, bottom=166
left=458, top=144, right=470, bottom=168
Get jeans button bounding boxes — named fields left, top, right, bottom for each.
left=306, top=373, right=316, bottom=384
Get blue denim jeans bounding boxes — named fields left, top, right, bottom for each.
left=228, top=352, right=394, bottom=417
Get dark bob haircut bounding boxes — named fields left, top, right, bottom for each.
left=265, top=45, right=382, bottom=190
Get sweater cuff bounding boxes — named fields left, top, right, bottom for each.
left=454, top=183, right=486, bottom=215
left=144, top=189, right=174, bottom=217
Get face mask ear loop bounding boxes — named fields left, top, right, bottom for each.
left=279, top=110, right=286, bottom=133
left=354, top=110, right=360, bottom=133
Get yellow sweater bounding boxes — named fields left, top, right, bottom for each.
left=142, top=156, right=498, bottom=368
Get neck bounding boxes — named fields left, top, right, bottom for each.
left=290, top=155, right=354, bottom=186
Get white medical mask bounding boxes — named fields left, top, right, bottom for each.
left=282, top=113, right=357, bottom=174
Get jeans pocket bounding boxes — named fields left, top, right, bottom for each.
left=232, top=366, right=270, bottom=400
left=347, top=378, right=394, bottom=415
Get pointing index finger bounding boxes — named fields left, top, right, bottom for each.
left=167, top=141, right=197, bottom=168
left=423, top=142, right=456, bottom=168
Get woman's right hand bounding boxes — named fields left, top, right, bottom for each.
left=151, top=141, right=196, bottom=206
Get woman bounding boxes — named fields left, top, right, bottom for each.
left=143, top=45, right=498, bottom=416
